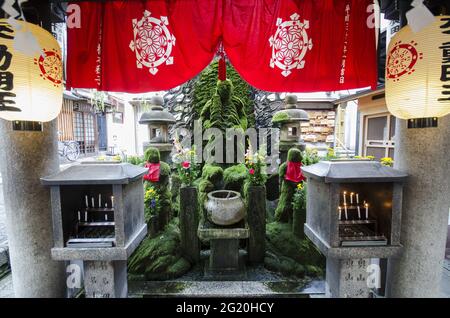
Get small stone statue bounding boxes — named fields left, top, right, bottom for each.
left=143, top=147, right=172, bottom=231
left=275, top=148, right=305, bottom=223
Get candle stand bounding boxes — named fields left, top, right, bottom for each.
left=302, top=160, right=407, bottom=298
left=41, top=163, right=148, bottom=298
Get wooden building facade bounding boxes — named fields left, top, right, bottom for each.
left=57, top=94, right=99, bottom=155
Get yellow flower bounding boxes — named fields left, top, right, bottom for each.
left=297, top=183, right=304, bottom=190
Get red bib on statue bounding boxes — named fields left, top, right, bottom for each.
left=144, top=163, right=161, bottom=182
left=285, top=161, right=305, bottom=183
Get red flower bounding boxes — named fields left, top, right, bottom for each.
left=182, top=161, right=191, bottom=169
left=249, top=168, right=255, bottom=175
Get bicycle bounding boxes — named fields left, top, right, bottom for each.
left=58, top=140, right=81, bottom=162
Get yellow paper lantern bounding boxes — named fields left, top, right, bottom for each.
left=0, top=18, right=63, bottom=122
left=385, top=16, right=450, bottom=120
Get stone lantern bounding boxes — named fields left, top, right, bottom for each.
left=271, top=95, right=309, bottom=163
left=139, top=96, right=176, bottom=162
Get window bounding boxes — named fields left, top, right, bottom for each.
left=364, top=113, right=396, bottom=160
left=73, top=111, right=97, bottom=154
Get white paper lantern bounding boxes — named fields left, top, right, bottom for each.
left=0, top=18, right=63, bottom=122
left=385, top=16, right=450, bottom=120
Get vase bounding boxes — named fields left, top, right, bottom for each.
left=204, top=190, right=245, bottom=226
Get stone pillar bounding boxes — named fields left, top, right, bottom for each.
left=247, top=186, right=266, bottom=264
left=326, top=258, right=372, bottom=298
left=387, top=115, right=450, bottom=298
left=210, top=239, right=239, bottom=271
left=84, top=261, right=127, bottom=298
left=0, top=119, right=65, bottom=297
left=180, top=186, right=200, bottom=263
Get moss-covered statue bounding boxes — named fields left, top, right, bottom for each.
left=128, top=148, right=190, bottom=281
left=275, top=148, right=305, bottom=223
left=200, top=79, right=248, bottom=131
left=142, top=147, right=172, bottom=230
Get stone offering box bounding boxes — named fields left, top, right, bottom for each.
left=41, top=163, right=147, bottom=261
left=302, top=160, right=407, bottom=259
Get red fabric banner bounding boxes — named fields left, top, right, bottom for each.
left=66, top=0, right=377, bottom=93
left=223, top=0, right=377, bottom=92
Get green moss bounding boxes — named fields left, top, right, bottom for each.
left=201, top=164, right=223, bottom=186
left=223, top=164, right=248, bottom=192
left=275, top=179, right=296, bottom=222
left=128, top=218, right=191, bottom=280
left=265, top=222, right=325, bottom=278
left=193, top=60, right=254, bottom=127
left=144, top=147, right=161, bottom=164
left=272, top=112, right=290, bottom=124
left=287, top=148, right=303, bottom=162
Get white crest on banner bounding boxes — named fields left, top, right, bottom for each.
left=129, top=10, right=176, bottom=75
left=269, top=13, right=313, bottom=77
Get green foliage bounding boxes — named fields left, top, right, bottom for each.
left=380, top=157, right=394, bottom=167
left=325, top=147, right=337, bottom=160
left=171, top=174, right=182, bottom=217
left=144, top=186, right=160, bottom=222
left=193, top=60, right=254, bottom=127
left=272, top=112, right=290, bottom=124
left=287, top=148, right=303, bottom=162
left=128, top=218, right=191, bottom=280
left=265, top=222, right=325, bottom=278
left=201, top=164, right=224, bottom=187
left=223, top=164, right=248, bottom=192
left=127, top=155, right=145, bottom=166
left=292, top=183, right=307, bottom=215
left=144, top=147, right=161, bottom=164
left=302, top=148, right=320, bottom=166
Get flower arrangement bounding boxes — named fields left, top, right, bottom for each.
left=244, top=144, right=267, bottom=186
left=172, top=137, right=199, bottom=187
left=380, top=157, right=394, bottom=167
left=144, top=186, right=160, bottom=218
left=292, top=182, right=307, bottom=214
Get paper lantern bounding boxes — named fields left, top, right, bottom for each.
left=0, top=19, right=63, bottom=122
left=385, top=16, right=450, bottom=120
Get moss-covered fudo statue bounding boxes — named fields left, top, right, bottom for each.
left=200, top=79, right=248, bottom=131
left=143, top=147, right=172, bottom=229
left=275, top=148, right=305, bottom=223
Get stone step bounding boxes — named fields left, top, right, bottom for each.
left=128, top=279, right=325, bottom=298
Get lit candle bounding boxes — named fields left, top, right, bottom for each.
left=111, top=196, right=114, bottom=208
left=365, top=203, right=369, bottom=219
left=357, top=205, right=361, bottom=219
left=105, top=213, right=108, bottom=221
left=343, top=192, right=347, bottom=205
left=356, top=193, right=360, bottom=204
left=85, top=195, right=89, bottom=207
left=350, top=192, right=354, bottom=204
left=98, top=194, right=101, bottom=208
left=77, top=210, right=81, bottom=221
left=338, top=206, right=342, bottom=220
left=105, top=203, right=108, bottom=209
left=344, top=204, right=348, bottom=220
left=91, top=197, right=95, bottom=208
left=84, top=211, right=88, bottom=222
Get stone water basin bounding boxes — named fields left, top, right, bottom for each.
left=205, top=190, right=245, bottom=226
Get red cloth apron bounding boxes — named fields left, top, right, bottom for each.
left=285, top=161, right=305, bottom=183
left=144, top=162, right=161, bottom=182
